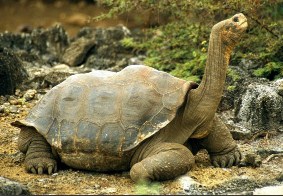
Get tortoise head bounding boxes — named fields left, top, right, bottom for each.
left=212, top=13, right=248, bottom=48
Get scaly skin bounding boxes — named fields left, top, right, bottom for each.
left=184, top=115, right=242, bottom=167
left=18, top=126, right=57, bottom=174
left=199, top=115, right=242, bottom=168
left=130, top=142, right=195, bottom=182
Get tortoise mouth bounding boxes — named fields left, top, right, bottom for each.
left=239, top=20, right=248, bottom=31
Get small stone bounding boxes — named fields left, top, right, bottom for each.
left=128, top=56, right=145, bottom=65
left=239, top=153, right=262, bottom=167
left=9, top=95, right=19, bottom=105
left=230, top=126, right=252, bottom=140
left=52, top=173, right=59, bottom=177
left=103, top=187, right=117, bottom=194
left=3, top=102, right=10, bottom=107
left=17, top=98, right=26, bottom=105
left=277, top=83, right=283, bottom=96
left=0, top=96, right=7, bottom=104
left=9, top=99, right=18, bottom=105
left=0, top=105, right=4, bottom=113
left=9, top=105, right=19, bottom=113
left=23, top=89, right=37, bottom=101
left=44, top=71, right=72, bottom=86
left=52, top=64, right=72, bottom=72
left=15, top=89, right=22, bottom=96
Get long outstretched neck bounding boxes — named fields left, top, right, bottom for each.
left=184, top=24, right=234, bottom=128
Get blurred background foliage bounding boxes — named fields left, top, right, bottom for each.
left=96, top=0, right=283, bottom=82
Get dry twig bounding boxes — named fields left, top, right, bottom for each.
left=262, top=153, right=283, bottom=164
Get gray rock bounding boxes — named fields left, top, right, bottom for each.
left=24, top=64, right=80, bottom=89
left=77, top=25, right=139, bottom=71
left=178, top=176, right=207, bottom=195
left=129, top=56, right=146, bottom=65
left=240, top=58, right=259, bottom=70
left=235, top=80, right=283, bottom=133
left=85, top=56, right=115, bottom=70
left=44, top=71, right=73, bottom=87
left=0, top=176, right=29, bottom=195
left=0, top=48, right=28, bottom=95
left=219, top=66, right=249, bottom=111
left=227, top=123, right=252, bottom=140
left=275, top=79, right=283, bottom=97
left=0, top=105, right=4, bottom=113
left=62, top=37, right=95, bottom=67
left=180, top=175, right=264, bottom=195
left=211, top=175, right=259, bottom=195
left=9, top=105, right=19, bottom=113
left=218, top=111, right=252, bottom=140
left=102, top=187, right=117, bottom=194
left=239, top=153, right=262, bottom=167
left=0, top=24, right=69, bottom=65
left=23, top=89, right=37, bottom=101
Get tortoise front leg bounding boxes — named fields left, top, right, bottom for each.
left=198, top=115, right=242, bottom=168
left=130, top=142, right=195, bottom=182
left=18, top=126, right=58, bottom=174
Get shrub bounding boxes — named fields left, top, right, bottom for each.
left=96, top=0, right=283, bottom=81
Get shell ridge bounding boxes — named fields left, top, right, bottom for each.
left=20, top=65, right=195, bottom=156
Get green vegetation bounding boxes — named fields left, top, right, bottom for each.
left=253, top=62, right=283, bottom=80
left=97, top=0, right=283, bottom=81
left=134, top=180, right=161, bottom=195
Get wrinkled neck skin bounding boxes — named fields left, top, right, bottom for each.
left=183, top=23, right=235, bottom=134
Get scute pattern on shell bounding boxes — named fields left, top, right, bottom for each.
left=18, top=65, right=196, bottom=155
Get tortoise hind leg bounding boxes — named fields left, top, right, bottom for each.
left=18, top=126, right=58, bottom=174
left=130, top=142, right=195, bottom=182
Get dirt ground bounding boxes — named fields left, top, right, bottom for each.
left=0, top=94, right=282, bottom=195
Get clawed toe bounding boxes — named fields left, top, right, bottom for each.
left=25, top=158, right=57, bottom=175
left=210, top=147, right=242, bottom=168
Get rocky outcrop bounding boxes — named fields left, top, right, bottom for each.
left=219, top=64, right=283, bottom=136
left=75, top=25, right=141, bottom=70
left=0, top=24, right=69, bottom=65
left=0, top=24, right=143, bottom=93
left=235, top=79, right=283, bottom=133
left=62, top=37, right=95, bottom=67
left=0, top=48, right=28, bottom=95
left=0, top=176, right=29, bottom=195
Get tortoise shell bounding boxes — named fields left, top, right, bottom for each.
left=17, top=65, right=197, bottom=156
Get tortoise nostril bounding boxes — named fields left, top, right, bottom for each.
left=233, top=16, right=239, bottom=22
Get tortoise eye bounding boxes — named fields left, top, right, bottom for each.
left=233, top=17, right=239, bottom=22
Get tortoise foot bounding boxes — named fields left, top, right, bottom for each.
left=210, top=147, right=242, bottom=168
left=25, top=157, right=57, bottom=175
